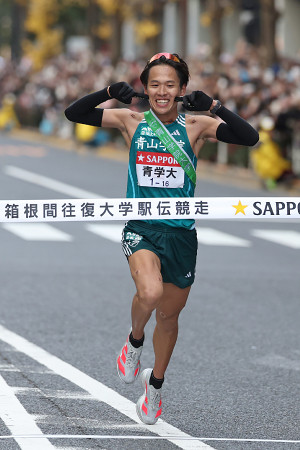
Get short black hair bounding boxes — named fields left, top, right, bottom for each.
left=140, top=54, right=190, bottom=88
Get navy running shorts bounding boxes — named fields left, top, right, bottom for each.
left=121, top=220, right=198, bottom=289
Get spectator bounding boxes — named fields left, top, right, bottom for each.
left=0, top=42, right=299, bottom=178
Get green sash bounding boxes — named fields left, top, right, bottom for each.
left=144, top=110, right=196, bottom=186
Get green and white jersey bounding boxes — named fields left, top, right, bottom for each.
left=126, top=113, right=197, bottom=229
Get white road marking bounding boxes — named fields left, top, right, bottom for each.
left=87, top=224, right=251, bottom=247
left=86, top=224, right=123, bottom=242
left=2, top=220, right=299, bottom=251
left=196, top=227, right=251, bottom=247
left=4, top=165, right=102, bottom=199
left=13, top=387, right=95, bottom=400
left=2, top=223, right=72, bottom=241
left=31, top=414, right=113, bottom=428
left=251, top=229, right=300, bottom=249
left=0, top=364, right=21, bottom=372
left=0, top=324, right=214, bottom=450
left=31, top=416, right=153, bottom=430
left=0, top=374, right=55, bottom=450
left=0, top=434, right=299, bottom=444
left=0, top=363, right=52, bottom=374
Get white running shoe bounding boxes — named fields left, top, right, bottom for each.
left=117, top=333, right=142, bottom=384
left=136, top=368, right=162, bottom=425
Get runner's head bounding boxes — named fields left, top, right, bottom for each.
left=140, top=53, right=190, bottom=116
left=140, top=53, right=190, bottom=89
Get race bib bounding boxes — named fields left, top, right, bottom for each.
left=136, top=151, right=184, bottom=189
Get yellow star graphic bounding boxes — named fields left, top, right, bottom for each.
left=232, top=200, right=248, bottom=216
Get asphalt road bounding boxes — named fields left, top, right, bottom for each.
left=0, top=132, right=299, bottom=450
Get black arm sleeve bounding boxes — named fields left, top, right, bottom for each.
left=215, top=106, right=259, bottom=146
left=64, top=88, right=110, bottom=127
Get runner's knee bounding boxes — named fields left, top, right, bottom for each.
left=137, top=284, right=163, bottom=310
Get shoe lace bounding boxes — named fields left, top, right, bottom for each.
left=126, top=348, right=139, bottom=368
left=149, top=387, right=161, bottom=410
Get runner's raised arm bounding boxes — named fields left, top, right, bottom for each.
left=182, top=90, right=259, bottom=146
left=64, top=82, right=135, bottom=130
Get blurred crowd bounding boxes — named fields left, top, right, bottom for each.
left=0, top=49, right=146, bottom=140
left=1, top=41, right=300, bottom=184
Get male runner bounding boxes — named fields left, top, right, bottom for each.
left=65, top=53, right=259, bottom=425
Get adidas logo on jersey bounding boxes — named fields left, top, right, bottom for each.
left=171, top=130, right=180, bottom=136
left=184, top=271, right=192, bottom=278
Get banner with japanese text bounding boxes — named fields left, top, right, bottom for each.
left=0, top=198, right=299, bottom=222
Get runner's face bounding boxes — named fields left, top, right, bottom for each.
left=144, top=65, right=186, bottom=117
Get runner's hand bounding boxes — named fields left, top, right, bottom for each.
left=109, top=82, right=135, bottom=104
left=182, top=91, right=213, bottom=111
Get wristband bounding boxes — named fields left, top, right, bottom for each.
left=210, top=100, right=222, bottom=114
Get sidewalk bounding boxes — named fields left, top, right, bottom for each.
left=197, top=160, right=300, bottom=195
left=7, top=127, right=300, bottom=195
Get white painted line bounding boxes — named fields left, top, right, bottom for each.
left=30, top=417, right=149, bottom=430
left=251, top=229, right=300, bottom=249
left=86, top=224, right=123, bottom=242
left=0, top=375, right=55, bottom=450
left=0, top=364, right=20, bottom=372
left=2, top=223, right=72, bottom=241
left=0, top=434, right=299, bottom=444
left=0, top=324, right=214, bottom=450
left=196, top=227, right=251, bottom=247
left=12, top=387, right=95, bottom=400
left=30, top=414, right=110, bottom=429
left=4, top=165, right=102, bottom=199
left=0, top=364, right=52, bottom=374
left=87, top=225, right=251, bottom=247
